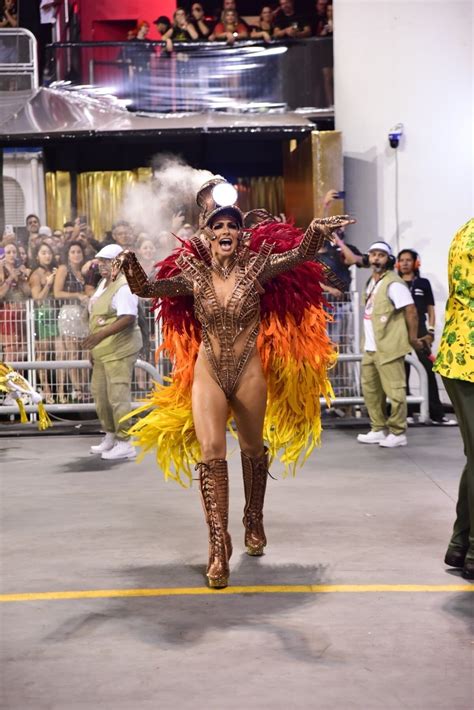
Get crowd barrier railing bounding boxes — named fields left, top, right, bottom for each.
left=0, top=293, right=428, bottom=423
left=0, top=28, right=39, bottom=90
left=1, top=353, right=428, bottom=423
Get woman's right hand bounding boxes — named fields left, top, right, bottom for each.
left=45, top=272, right=56, bottom=286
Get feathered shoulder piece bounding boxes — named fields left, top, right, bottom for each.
left=246, top=221, right=335, bottom=471
left=248, top=220, right=326, bottom=323
left=152, top=236, right=205, bottom=337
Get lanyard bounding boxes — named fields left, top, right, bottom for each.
left=366, top=272, right=387, bottom=304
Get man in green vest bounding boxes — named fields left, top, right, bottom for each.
left=357, top=241, right=424, bottom=448
left=83, top=244, right=143, bottom=460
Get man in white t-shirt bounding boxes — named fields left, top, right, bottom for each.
left=357, top=241, right=423, bottom=448
left=83, top=244, right=143, bottom=461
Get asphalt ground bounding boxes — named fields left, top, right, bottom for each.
left=1, top=427, right=472, bottom=709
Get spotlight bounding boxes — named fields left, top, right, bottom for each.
left=212, top=183, right=238, bottom=207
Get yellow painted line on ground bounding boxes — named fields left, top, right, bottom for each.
left=1, top=583, right=473, bottom=603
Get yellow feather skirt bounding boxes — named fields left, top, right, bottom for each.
left=125, top=307, right=336, bottom=486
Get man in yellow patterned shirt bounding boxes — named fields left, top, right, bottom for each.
left=433, top=218, right=474, bottom=579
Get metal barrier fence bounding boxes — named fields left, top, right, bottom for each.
left=324, top=291, right=361, bottom=398
left=0, top=298, right=163, bottom=406
left=0, top=295, right=428, bottom=422
left=0, top=28, right=38, bottom=91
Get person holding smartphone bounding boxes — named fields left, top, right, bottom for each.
left=0, top=242, right=30, bottom=365
left=273, top=0, right=311, bottom=39
left=29, top=242, right=59, bottom=403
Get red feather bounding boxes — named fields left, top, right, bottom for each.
left=248, top=221, right=326, bottom=325
left=152, top=241, right=201, bottom=337
left=151, top=223, right=326, bottom=335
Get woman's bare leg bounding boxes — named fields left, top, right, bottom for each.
left=36, top=340, right=52, bottom=396
left=192, top=362, right=231, bottom=588
left=230, top=357, right=269, bottom=555
left=230, top=356, right=267, bottom=457
left=192, top=361, right=229, bottom=460
left=64, top=338, right=82, bottom=397
left=56, top=336, right=66, bottom=401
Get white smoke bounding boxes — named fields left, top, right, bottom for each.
left=119, top=155, right=216, bottom=259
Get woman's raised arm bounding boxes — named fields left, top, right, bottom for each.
left=260, top=215, right=355, bottom=283
left=112, top=250, right=192, bottom=298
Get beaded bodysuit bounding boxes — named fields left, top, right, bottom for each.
left=121, top=221, right=326, bottom=398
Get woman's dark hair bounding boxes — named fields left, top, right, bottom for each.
left=397, top=248, right=420, bottom=277
left=62, top=240, right=85, bottom=266
left=33, top=241, right=55, bottom=271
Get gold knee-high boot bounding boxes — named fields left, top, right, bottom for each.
left=196, top=459, right=232, bottom=589
left=241, top=449, right=268, bottom=556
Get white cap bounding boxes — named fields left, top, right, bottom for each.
left=368, top=241, right=393, bottom=256
left=38, top=226, right=52, bottom=237
left=95, top=244, right=124, bottom=260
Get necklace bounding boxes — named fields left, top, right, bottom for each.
left=211, top=254, right=238, bottom=280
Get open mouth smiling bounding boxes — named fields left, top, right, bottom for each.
left=219, top=238, right=233, bottom=251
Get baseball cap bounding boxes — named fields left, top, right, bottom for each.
left=38, top=226, right=52, bottom=237
left=368, top=241, right=393, bottom=255
left=95, top=244, right=124, bottom=260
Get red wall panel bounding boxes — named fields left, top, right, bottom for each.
left=79, top=0, right=177, bottom=41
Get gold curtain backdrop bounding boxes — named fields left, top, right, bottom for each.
left=45, top=170, right=285, bottom=240
left=76, top=168, right=153, bottom=240
left=45, top=171, right=72, bottom=231
left=235, top=177, right=285, bottom=218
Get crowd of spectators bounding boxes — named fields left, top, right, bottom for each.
left=0, top=211, right=189, bottom=403
left=127, top=0, right=333, bottom=49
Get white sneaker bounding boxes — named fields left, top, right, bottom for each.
left=379, top=433, right=407, bottom=448
left=90, top=433, right=116, bottom=454
left=357, top=430, right=387, bottom=444
left=101, top=440, right=136, bottom=460
left=406, top=416, right=416, bottom=425
left=432, top=417, right=458, bottom=426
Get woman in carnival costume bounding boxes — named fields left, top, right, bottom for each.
left=113, top=178, right=354, bottom=588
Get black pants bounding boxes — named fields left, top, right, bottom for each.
left=405, top=350, right=445, bottom=422
left=443, top=377, right=474, bottom=560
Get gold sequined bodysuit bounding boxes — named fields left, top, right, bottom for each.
left=121, top=221, right=326, bottom=398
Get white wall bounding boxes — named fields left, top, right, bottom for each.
left=334, top=0, right=473, bottom=325
left=3, top=149, right=46, bottom=227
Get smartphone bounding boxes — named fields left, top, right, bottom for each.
left=333, top=191, right=346, bottom=199
left=4, top=224, right=14, bottom=235
left=14, top=257, right=22, bottom=268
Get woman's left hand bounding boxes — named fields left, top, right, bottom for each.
left=313, top=215, right=356, bottom=242
left=316, top=215, right=356, bottom=229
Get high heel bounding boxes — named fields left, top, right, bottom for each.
left=196, top=459, right=231, bottom=589
left=242, top=448, right=269, bottom=556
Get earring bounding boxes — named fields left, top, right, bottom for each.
left=203, top=227, right=216, bottom=241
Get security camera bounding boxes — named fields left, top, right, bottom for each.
left=388, top=123, right=404, bottom=149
